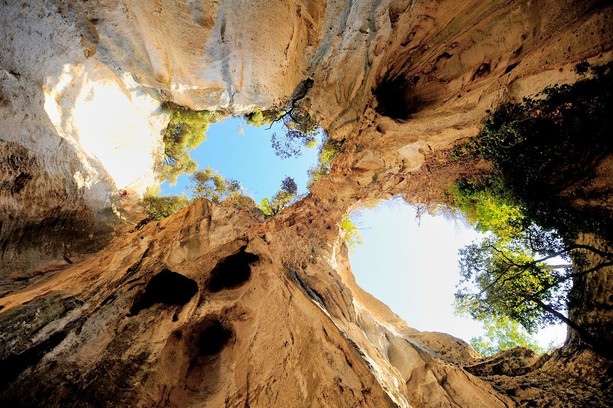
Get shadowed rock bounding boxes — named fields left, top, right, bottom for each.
left=206, top=247, right=258, bottom=292
left=130, top=270, right=198, bottom=315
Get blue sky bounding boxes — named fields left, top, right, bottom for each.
left=161, top=119, right=565, bottom=348
left=349, top=199, right=566, bottom=348
left=349, top=200, right=485, bottom=340
left=161, top=116, right=320, bottom=202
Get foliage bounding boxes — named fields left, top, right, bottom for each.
left=284, top=107, right=319, bottom=136
left=244, top=105, right=320, bottom=159
left=244, top=109, right=282, bottom=127
left=455, top=233, right=572, bottom=333
left=450, top=62, right=613, bottom=349
left=446, top=178, right=523, bottom=241
left=340, top=217, right=362, bottom=251
left=189, top=167, right=242, bottom=202
left=160, top=103, right=221, bottom=185
left=307, top=137, right=343, bottom=187
left=259, top=176, right=298, bottom=216
left=270, top=106, right=320, bottom=159
left=467, top=315, right=544, bottom=356
left=139, top=189, right=190, bottom=221
left=451, top=62, right=612, bottom=242
left=271, top=129, right=318, bottom=159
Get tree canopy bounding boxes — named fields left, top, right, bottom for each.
left=466, top=315, right=544, bottom=356
left=270, top=107, right=320, bottom=159
left=450, top=62, right=612, bottom=353
left=259, top=176, right=298, bottom=216
left=139, top=188, right=190, bottom=221
left=160, top=104, right=220, bottom=185
left=189, top=167, right=242, bottom=202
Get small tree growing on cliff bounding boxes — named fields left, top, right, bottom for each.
left=307, top=137, right=343, bottom=188
left=139, top=188, right=190, bottom=221
left=244, top=109, right=282, bottom=127
left=248, top=79, right=320, bottom=159
left=259, top=177, right=298, bottom=216
left=340, top=217, right=362, bottom=251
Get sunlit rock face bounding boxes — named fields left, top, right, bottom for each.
left=1, top=1, right=166, bottom=275
left=1, top=0, right=612, bottom=406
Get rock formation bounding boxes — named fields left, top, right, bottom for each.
left=1, top=0, right=612, bottom=406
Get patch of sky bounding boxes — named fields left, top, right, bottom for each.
left=349, top=197, right=566, bottom=350
left=160, top=116, right=322, bottom=202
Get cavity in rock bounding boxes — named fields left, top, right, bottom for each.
left=374, top=74, right=415, bottom=120
left=130, top=270, right=198, bottom=315
left=206, top=247, right=259, bottom=292
left=196, top=318, right=234, bottom=356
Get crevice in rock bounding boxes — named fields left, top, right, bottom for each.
left=471, top=62, right=491, bottom=81
left=205, top=246, right=258, bottom=292
left=196, top=318, right=234, bottom=357
left=373, top=74, right=417, bottom=120
left=10, top=172, right=32, bottom=195
left=0, top=329, right=68, bottom=392
left=288, top=269, right=325, bottom=307
left=129, top=270, right=198, bottom=315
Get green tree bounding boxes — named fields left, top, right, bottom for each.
left=467, top=315, right=544, bottom=356
left=450, top=62, right=612, bottom=243
left=450, top=62, right=613, bottom=354
left=456, top=233, right=612, bottom=338
left=268, top=106, right=320, bottom=159
left=139, top=189, right=190, bottom=221
left=340, top=217, right=362, bottom=251
left=307, top=138, right=343, bottom=187
left=244, top=109, right=282, bottom=127
left=259, top=176, right=298, bottom=216
left=446, top=178, right=523, bottom=241
left=161, top=104, right=220, bottom=184
left=189, top=167, right=242, bottom=202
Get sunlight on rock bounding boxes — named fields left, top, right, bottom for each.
left=43, top=61, right=165, bottom=195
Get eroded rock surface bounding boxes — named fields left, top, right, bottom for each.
left=1, top=0, right=612, bottom=406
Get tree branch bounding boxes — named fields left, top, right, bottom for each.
left=527, top=295, right=605, bottom=355
left=566, top=244, right=613, bottom=260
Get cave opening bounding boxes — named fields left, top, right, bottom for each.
left=195, top=318, right=234, bottom=357
left=373, top=74, right=418, bottom=120
left=158, top=111, right=327, bottom=213
left=347, top=198, right=567, bottom=355
left=129, top=269, right=198, bottom=316
left=206, top=247, right=259, bottom=292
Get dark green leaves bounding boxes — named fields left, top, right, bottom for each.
left=160, top=104, right=221, bottom=185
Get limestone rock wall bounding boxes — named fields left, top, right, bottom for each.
left=2, top=0, right=612, bottom=274
left=1, top=0, right=168, bottom=275
left=0, top=200, right=513, bottom=407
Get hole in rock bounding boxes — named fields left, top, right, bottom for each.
left=206, top=247, right=259, bottom=292
left=347, top=198, right=567, bottom=354
left=162, top=316, right=234, bottom=395
left=130, top=269, right=198, bottom=315
left=196, top=318, right=234, bottom=356
left=11, top=172, right=32, bottom=194
left=158, top=107, right=331, bottom=216
left=373, top=74, right=417, bottom=120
